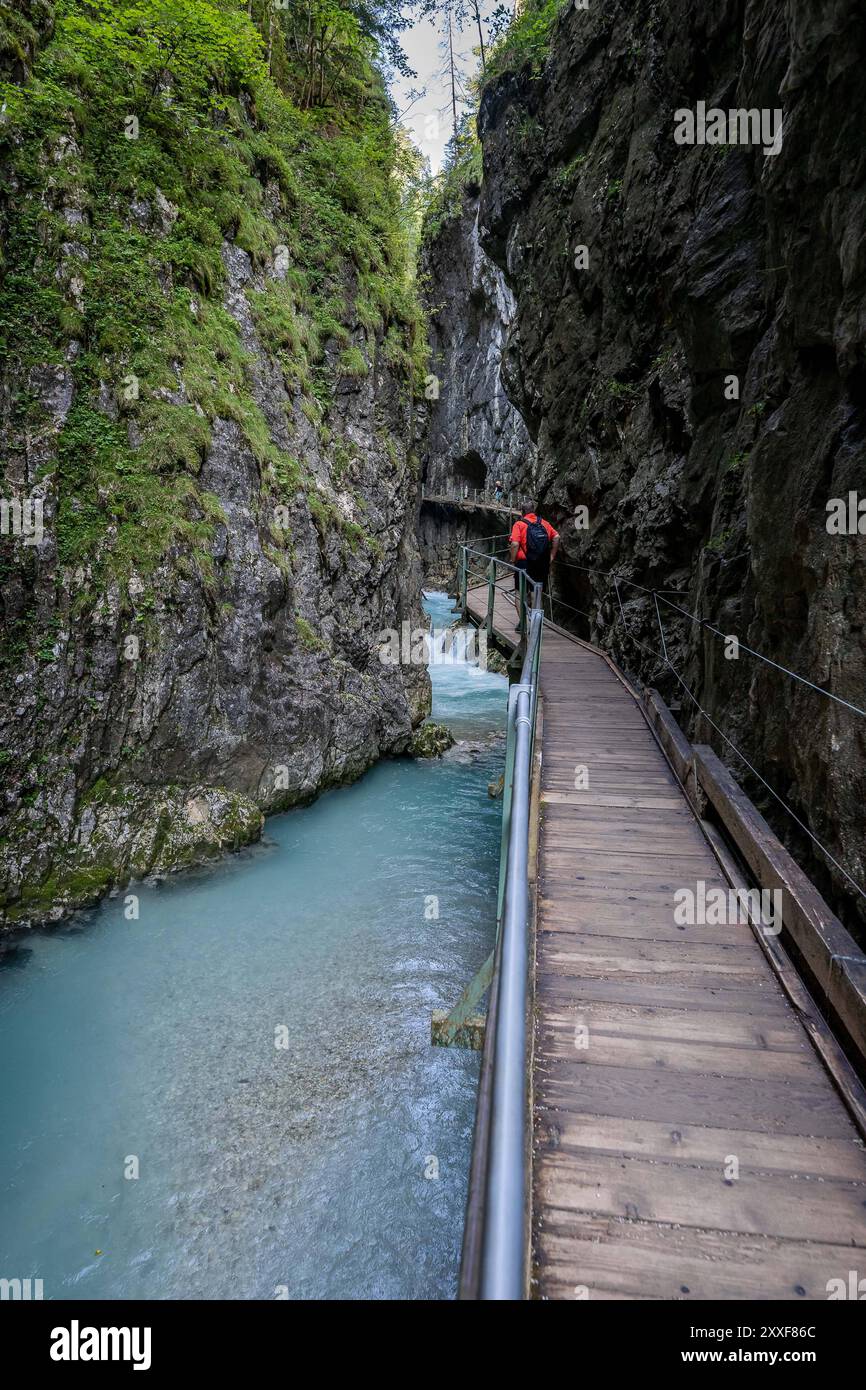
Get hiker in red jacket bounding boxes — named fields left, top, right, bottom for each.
left=509, top=503, right=559, bottom=622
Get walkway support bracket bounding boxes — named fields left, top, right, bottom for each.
left=431, top=951, right=494, bottom=1050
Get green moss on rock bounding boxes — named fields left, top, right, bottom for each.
left=408, top=722, right=455, bottom=758
left=0, top=783, right=264, bottom=929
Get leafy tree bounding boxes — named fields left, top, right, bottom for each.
left=452, top=0, right=512, bottom=73
left=254, top=0, right=423, bottom=110
left=60, top=0, right=265, bottom=112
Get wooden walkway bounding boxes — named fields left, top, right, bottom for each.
left=466, top=581, right=866, bottom=1300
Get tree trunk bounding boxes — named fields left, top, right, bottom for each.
left=474, top=0, right=486, bottom=71
left=447, top=8, right=458, bottom=144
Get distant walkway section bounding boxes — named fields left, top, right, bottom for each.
left=421, top=484, right=529, bottom=516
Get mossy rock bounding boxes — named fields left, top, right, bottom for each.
left=409, top=722, right=455, bottom=758
left=485, top=648, right=510, bottom=675
left=0, top=783, right=264, bottom=929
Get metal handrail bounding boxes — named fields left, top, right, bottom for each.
left=457, top=544, right=544, bottom=1300
left=481, top=594, right=542, bottom=1299
left=461, top=546, right=542, bottom=642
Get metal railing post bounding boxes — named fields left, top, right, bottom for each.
left=518, top=568, right=527, bottom=639
left=486, top=558, right=496, bottom=637
left=459, top=546, right=468, bottom=610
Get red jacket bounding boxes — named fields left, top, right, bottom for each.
left=510, top=515, right=558, bottom=561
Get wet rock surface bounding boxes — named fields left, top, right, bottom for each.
left=408, top=722, right=456, bottom=758
left=2, top=782, right=265, bottom=926
left=443, top=732, right=506, bottom=765
left=418, top=499, right=512, bottom=588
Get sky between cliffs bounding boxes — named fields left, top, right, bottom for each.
left=390, top=1, right=504, bottom=173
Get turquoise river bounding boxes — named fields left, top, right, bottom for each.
left=0, top=592, right=506, bottom=1300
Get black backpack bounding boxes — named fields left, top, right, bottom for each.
left=524, top=518, right=550, bottom=576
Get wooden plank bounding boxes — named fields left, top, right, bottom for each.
left=542, top=792, right=692, bottom=812
left=541, top=959, right=779, bottom=992
left=537, top=1019, right=818, bottom=1082
left=538, top=1065, right=857, bottom=1137
left=536, top=1112, right=866, bottom=1180
left=536, top=973, right=794, bottom=1016
left=535, top=1150, right=866, bottom=1245
left=543, top=826, right=710, bottom=854
left=539, top=885, right=744, bottom=914
left=536, top=1000, right=805, bottom=1050
left=542, top=851, right=716, bottom=877
left=542, top=933, right=767, bottom=977
left=538, top=910, right=752, bottom=946
left=542, top=771, right=680, bottom=789
left=540, top=791, right=686, bottom=809
left=533, top=1214, right=861, bottom=1300
left=540, top=863, right=719, bottom=888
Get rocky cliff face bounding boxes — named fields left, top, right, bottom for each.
left=421, top=187, right=536, bottom=497
left=429, top=0, right=866, bottom=934
left=418, top=498, right=511, bottom=589
left=0, top=2, right=428, bottom=927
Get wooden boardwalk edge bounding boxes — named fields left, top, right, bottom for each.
left=642, top=685, right=866, bottom=1072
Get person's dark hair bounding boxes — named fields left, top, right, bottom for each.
left=528, top=500, right=543, bottom=516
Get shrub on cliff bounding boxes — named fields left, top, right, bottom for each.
left=484, top=0, right=569, bottom=83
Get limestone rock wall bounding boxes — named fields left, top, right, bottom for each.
left=0, top=22, right=428, bottom=926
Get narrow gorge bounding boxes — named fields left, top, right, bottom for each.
left=2, top=0, right=863, bottom=947
left=1, top=0, right=866, bottom=1320
left=421, top=0, right=866, bottom=943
